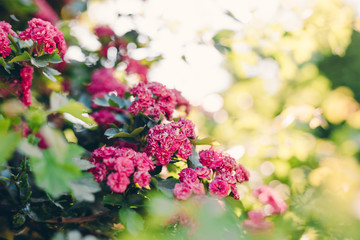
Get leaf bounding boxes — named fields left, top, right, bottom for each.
left=188, top=147, right=203, bottom=168
left=43, top=67, right=62, bottom=82
left=30, top=56, right=48, bottom=68
left=49, top=92, right=69, bottom=111
left=119, top=208, right=144, bottom=236
left=92, top=97, right=110, bottom=107
left=9, top=51, right=31, bottom=63
left=0, top=131, right=21, bottom=165
left=103, top=194, right=124, bottom=206
left=0, top=118, right=11, bottom=133
left=56, top=99, right=96, bottom=126
left=192, top=137, right=217, bottom=146
left=104, top=128, right=120, bottom=138
left=73, top=157, right=94, bottom=171
left=0, top=57, right=6, bottom=68
left=157, top=178, right=179, bottom=198
left=69, top=174, right=100, bottom=202
left=112, top=126, right=145, bottom=138
left=10, top=14, right=19, bottom=22
left=21, top=127, right=84, bottom=197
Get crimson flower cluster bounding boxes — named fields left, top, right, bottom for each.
left=145, top=117, right=195, bottom=165
left=174, top=147, right=249, bottom=200
left=128, top=82, right=176, bottom=120
left=0, top=21, right=16, bottom=58
left=89, top=146, right=155, bottom=193
left=19, top=18, right=66, bottom=55
left=173, top=167, right=211, bottom=200
left=20, top=65, right=34, bottom=106
left=87, top=67, right=128, bottom=126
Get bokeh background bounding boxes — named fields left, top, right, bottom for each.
left=2, top=0, right=360, bottom=239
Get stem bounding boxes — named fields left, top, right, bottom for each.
left=0, top=176, right=12, bottom=182
left=8, top=34, right=21, bottom=54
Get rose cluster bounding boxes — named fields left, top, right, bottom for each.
left=145, top=117, right=196, bottom=165
left=89, top=146, right=155, bottom=193
left=19, top=18, right=66, bottom=55
left=173, top=147, right=249, bottom=201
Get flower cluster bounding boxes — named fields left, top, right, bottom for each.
left=88, top=67, right=127, bottom=98
left=125, top=57, right=149, bottom=82
left=128, top=82, right=176, bottom=120
left=253, top=185, right=288, bottom=215
left=198, top=147, right=250, bottom=199
left=173, top=167, right=210, bottom=200
left=243, top=210, right=273, bottom=232
left=145, top=117, right=195, bottom=165
left=89, top=146, right=155, bottom=193
left=0, top=21, right=16, bottom=58
left=19, top=18, right=66, bottom=54
left=20, top=65, right=34, bottom=106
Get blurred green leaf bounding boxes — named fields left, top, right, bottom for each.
left=69, top=174, right=100, bottom=202
left=157, top=178, right=179, bottom=198
left=119, top=208, right=144, bottom=236
left=103, top=194, right=124, bottom=206
left=0, top=131, right=21, bottom=165
left=20, top=127, right=84, bottom=197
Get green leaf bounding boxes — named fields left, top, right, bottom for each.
left=0, top=57, right=6, bottom=68
left=113, top=126, right=145, bottom=138
left=188, top=147, right=203, bottom=168
left=0, top=131, right=21, bottom=165
left=157, top=178, right=179, bottom=198
left=20, top=127, right=84, bottom=197
left=0, top=118, right=11, bottom=133
left=50, top=93, right=96, bottom=127
left=30, top=56, right=49, bottom=68
left=192, top=137, right=217, bottom=146
left=119, top=208, right=144, bottom=236
left=9, top=51, right=31, bottom=63
left=105, top=126, right=145, bottom=139
left=69, top=174, right=100, bottom=202
left=92, top=97, right=110, bottom=107
left=103, top=194, right=124, bottom=206
left=42, top=69, right=57, bottom=82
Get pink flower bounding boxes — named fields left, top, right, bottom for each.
left=199, top=147, right=223, bottom=170
left=195, top=167, right=211, bottom=180
left=179, top=168, right=198, bottom=184
left=0, top=21, right=17, bottom=36
left=243, top=210, right=273, bottom=232
left=174, top=183, right=192, bottom=200
left=22, top=90, right=32, bottom=106
left=91, top=109, right=116, bottom=127
left=19, top=18, right=66, bottom=54
left=87, top=68, right=127, bottom=97
left=133, top=171, right=151, bottom=188
left=133, top=152, right=155, bottom=172
left=208, top=179, right=230, bottom=198
left=20, top=65, right=34, bottom=91
left=89, top=163, right=108, bottom=182
left=172, top=89, right=191, bottom=115
left=145, top=122, right=194, bottom=165
left=234, top=164, right=250, bottom=183
left=107, top=172, right=130, bottom=193
left=33, top=0, right=59, bottom=25
left=128, top=82, right=176, bottom=120
left=253, top=185, right=288, bottom=215
left=189, top=181, right=205, bottom=195
left=114, top=157, right=135, bottom=177
left=125, top=58, right=148, bottom=82
left=0, top=28, right=11, bottom=58
left=94, top=26, right=115, bottom=38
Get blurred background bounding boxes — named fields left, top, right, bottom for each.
left=2, top=0, right=360, bottom=239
